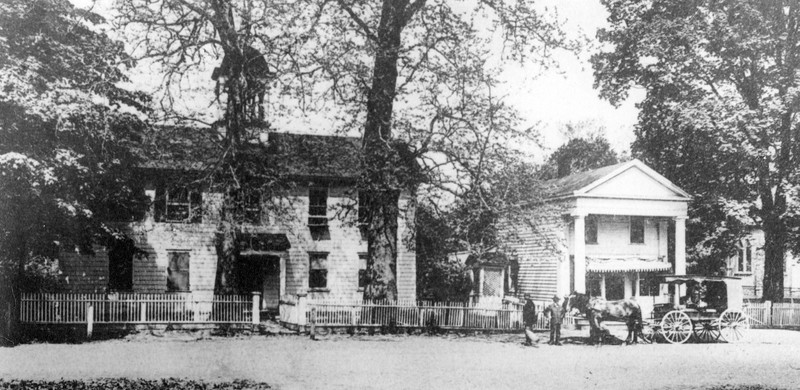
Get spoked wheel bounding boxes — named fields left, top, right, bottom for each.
left=718, top=309, right=749, bottom=343
left=660, top=310, right=693, bottom=344
left=639, top=322, right=658, bottom=344
left=693, top=321, right=720, bottom=343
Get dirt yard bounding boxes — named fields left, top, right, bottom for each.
left=2, top=327, right=800, bottom=389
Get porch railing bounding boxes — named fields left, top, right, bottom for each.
left=20, top=292, right=257, bottom=324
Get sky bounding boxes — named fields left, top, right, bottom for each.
left=73, top=0, right=643, bottom=157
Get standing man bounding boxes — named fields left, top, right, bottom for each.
left=522, top=294, right=538, bottom=346
left=544, top=295, right=564, bottom=345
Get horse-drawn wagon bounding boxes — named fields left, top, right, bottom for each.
left=642, top=275, right=749, bottom=344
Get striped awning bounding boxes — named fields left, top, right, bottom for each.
left=586, top=257, right=672, bottom=273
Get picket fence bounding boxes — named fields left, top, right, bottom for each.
left=20, top=293, right=255, bottom=324
left=279, top=295, right=563, bottom=331
left=744, top=301, right=800, bottom=328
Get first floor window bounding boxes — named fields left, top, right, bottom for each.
left=108, top=239, right=135, bottom=291
left=737, top=239, right=753, bottom=273
left=358, top=253, right=368, bottom=289
left=309, top=252, right=328, bottom=289
left=639, top=275, right=661, bottom=296
left=167, top=251, right=190, bottom=291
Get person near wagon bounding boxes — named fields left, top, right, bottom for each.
left=522, top=294, right=538, bottom=346
left=544, top=295, right=565, bottom=345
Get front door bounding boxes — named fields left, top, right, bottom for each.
left=261, top=255, right=280, bottom=309
left=237, top=254, right=281, bottom=310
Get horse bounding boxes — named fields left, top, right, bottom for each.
left=565, top=292, right=644, bottom=345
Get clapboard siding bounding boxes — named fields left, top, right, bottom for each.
left=59, top=184, right=417, bottom=301
left=500, top=202, right=569, bottom=301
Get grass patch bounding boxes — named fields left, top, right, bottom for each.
left=0, top=378, right=271, bottom=389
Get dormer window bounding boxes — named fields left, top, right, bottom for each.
left=155, top=185, right=202, bottom=223
left=308, top=187, right=328, bottom=227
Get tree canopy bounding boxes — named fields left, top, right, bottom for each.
left=115, top=0, right=580, bottom=300
left=593, top=0, right=800, bottom=300
left=0, top=0, right=152, bottom=341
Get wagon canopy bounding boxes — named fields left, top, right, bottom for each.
left=662, top=275, right=743, bottom=311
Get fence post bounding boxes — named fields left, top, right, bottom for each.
left=765, top=300, right=773, bottom=327
left=297, top=293, right=308, bottom=326
left=310, top=307, right=317, bottom=340
left=140, top=302, right=147, bottom=323
left=86, top=304, right=94, bottom=339
left=252, top=292, right=261, bottom=325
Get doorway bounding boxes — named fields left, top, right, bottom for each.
left=237, top=254, right=281, bottom=310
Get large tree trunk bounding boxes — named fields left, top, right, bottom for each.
left=361, top=1, right=412, bottom=301
left=762, top=208, right=786, bottom=302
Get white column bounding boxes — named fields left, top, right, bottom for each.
left=573, top=214, right=586, bottom=293
left=675, top=216, right=687, bottom=275
left=279, top=254, right=286, bottom=297
left=624, top=274, right=632, bottom=299
left=600, top=274, right=606, bottom=299
left=635, top=272, right=641, bottom=298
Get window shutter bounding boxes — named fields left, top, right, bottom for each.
left=190, top=190, right=203, bottom=223
left=154, top=186, right=166, bottom=222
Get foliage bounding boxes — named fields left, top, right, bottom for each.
left=541, top=134, right=619, bottom=180
left=593, top=0, right=800, bottom=300
left=415, top=204, right=472, bottom=301
left=115, top=0, right=580, bottom=300
left=0, top=379, right=271, bottom=390
left=0, top=0, right=151, bottom=341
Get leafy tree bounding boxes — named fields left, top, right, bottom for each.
left=0, top=0, right=151, bottom=342
left=593, top=0, right=800, bottom=300
left=414, top=204, right=472, bottom=301
left=115, top=0, right=579, bottom=300
left=541, top=134, right=619, bottom=180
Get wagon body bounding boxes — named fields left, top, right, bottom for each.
left=644, top=275, right=749, bottom=344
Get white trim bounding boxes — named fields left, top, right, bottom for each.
left=575, top=159, right=691, bottom=199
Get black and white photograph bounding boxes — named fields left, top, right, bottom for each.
left=1, top=0, right=800, bottom=389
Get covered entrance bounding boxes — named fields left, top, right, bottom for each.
left=236, top=233, right=290, bottom=311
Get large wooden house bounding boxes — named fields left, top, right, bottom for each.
left=483, top=159, right=691, bottom=315
left=57, top=129, right=417, bottom=309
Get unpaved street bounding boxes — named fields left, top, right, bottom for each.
left=2, top=329, right=800, bottom=389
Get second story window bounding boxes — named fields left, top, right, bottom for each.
left=308, top=187, right=328, bottom=227
left=630, top=217, right=645, bottom=244
left=737, top=239, right=753, bottom=273
left=236, top=191, right=262, bottom=224
left=357, top=191, right=370, bottom=225
left=155, top=185, right=202, bottom=223
left=585, top=216, right=598, bottom=244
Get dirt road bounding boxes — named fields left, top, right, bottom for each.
left=2, top=329, right=800, bottom=389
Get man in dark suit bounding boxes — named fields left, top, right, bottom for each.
left=523, top=295, right=538, bottom=346
left=544, top=295, right=565, bottom=345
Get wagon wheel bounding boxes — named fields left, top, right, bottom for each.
left=693, top=321, right=720, bottom=343
left=660, top=310, right=692, bottom=344
left=718, top=309, right=749, bottom=343
left=639, top=322, right=658, bottom=344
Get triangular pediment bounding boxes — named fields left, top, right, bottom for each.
left=578, top=160, right=690, bottom=200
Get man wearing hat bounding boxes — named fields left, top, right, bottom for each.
left=522, top=294, right=538, bottom=346
left=543, top=295, right=565, bottom=345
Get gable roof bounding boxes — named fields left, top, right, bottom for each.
left=541, top=159, right=691, bottom=200
left=138, top=127, right=362, bottom=180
